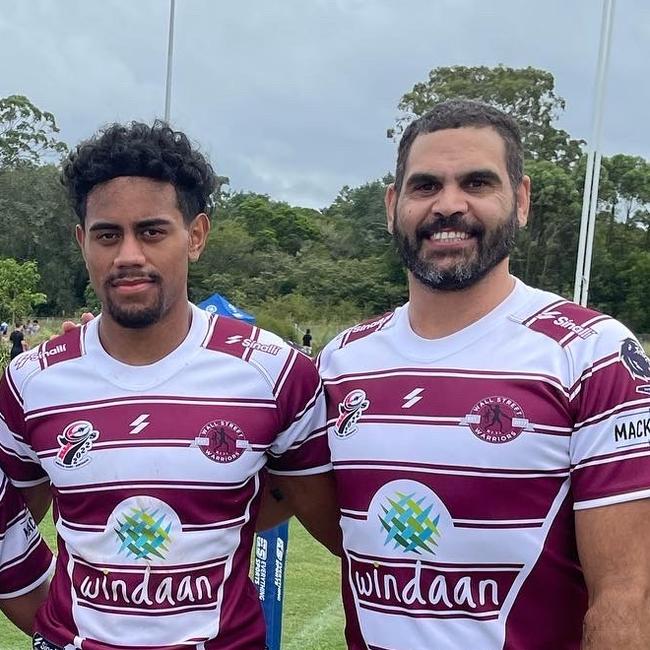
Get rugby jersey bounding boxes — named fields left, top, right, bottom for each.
left=0, top=468, right=53, bottom=599
left=0, top=304, right=329, bottom=649
left=318, top=279, right=650, bottom=650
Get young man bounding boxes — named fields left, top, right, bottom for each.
left=318, top=100, right=650, bottom=649
left=0, top=468, right=53, bottom=635
left=0, top=121, right=339, bottom=649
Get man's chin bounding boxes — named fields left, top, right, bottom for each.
left=105, top=303, right=163, bottom=329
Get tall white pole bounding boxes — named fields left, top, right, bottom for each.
left=573, top=0, right=616, bottom=306
left=164, top=0, right=176, bottom=123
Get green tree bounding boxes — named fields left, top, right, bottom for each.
left=0, top=95, right=67, bottom=168
left=0, top=258, right=47, bottom=322
left=393, top=65, right=583, bottom=166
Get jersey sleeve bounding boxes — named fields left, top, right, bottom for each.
left=0, top=367, right=48, bottom=487
left=267, top=349, right=330, bottom=476
left=0, top=470, right=53, bottom=598
left=569, top=322, right=650, bottom=510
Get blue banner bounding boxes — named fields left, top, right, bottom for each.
left=253, top=523, right=290, bottom=650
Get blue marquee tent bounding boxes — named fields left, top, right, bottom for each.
left=197, top=293, right=255, bottom=324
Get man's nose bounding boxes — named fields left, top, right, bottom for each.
left=431, top=184, right=469, bottom=217
left=114, top=233, right=146, bottom=267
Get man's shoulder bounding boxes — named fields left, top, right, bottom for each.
left=202, top=315, right=318, bottom=387
left=318, top=309, right=399, bottom=368
left=8, top=327, right=86, bottom=388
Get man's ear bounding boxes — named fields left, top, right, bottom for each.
left=516, top=175, right=531, bottom=228
left=75, top=224, right=88, bottom=264
left=385, top=183, right=397, bottom=235
left=188, top=213, right=210, bottom=262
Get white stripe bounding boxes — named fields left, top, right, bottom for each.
left=286, top=428, right=328, bottom=451
left=574, top=488, right=650, bottom=510
left=26, top=398, right=276, bottom=420
left=200, top=314, right=218, bottom=348
left=73, top=556, right=226, bottom=573
left=350, top=556, right=521, bottom=573
left=274, top=349, right=297, bottom=398
left=357, top=599, right=499, bottom=618
left=572, top=449, right=650, bottom=472
left=267, top=463, right=332, bottom=476
left=335, top=462, right=569, bottom=479
left=452, top=517, right=546, bottom=526
left=59, top=478, right=252, bottom=494
left=76, top=599, right=217, bottom=615
left=574, top=398, right=650, bottom=429
left=571, top=354, right=620, bottom=399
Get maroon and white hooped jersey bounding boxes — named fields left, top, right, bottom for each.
left=0, top=468, right=53, bottom=599
left=0, top=304, right=329, bottom=650
left=318, top=279, right=650, bottom=650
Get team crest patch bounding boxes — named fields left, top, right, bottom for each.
left=55, top=420, right=99, bottom=468
left=192, top=420, right=249, bottom=463
left=465, top=396, right=530, bottom=444
left=334, top=389, right=369, bottom=438
left=620, top=338, right=650, bottom=382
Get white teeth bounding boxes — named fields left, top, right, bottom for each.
left=431, top=231, right=469, bottom=241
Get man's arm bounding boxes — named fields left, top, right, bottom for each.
left=0, top=579, right=49, bottom=635
left=258, top=471, right=341, bottom=556
left=20, top=481, right=52, bottom=524
left=577, top=499, right=650, bottom=649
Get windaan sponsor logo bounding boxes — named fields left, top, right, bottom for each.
left=115, top=507, right=173, bottom=561
left=225, top=334, right=281, bottom=356
left=380, top=492, right=441, bottom=555
left=350, top=556, right=520, bottom=618
left=334, top=389, right=370, bottom=438
left=15, top=343, right=67, bottom=369
left=192, top=419, right=249, bottom=463
left=536, top=311, right=596, bottom=339
left=613, top=411, right=650, bottom=447
left=55, top=420, right=99, bottom=469
left=620, top=338, right=650, bottom=382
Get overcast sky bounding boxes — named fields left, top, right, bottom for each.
left=2, top=0, right=648, bottom=209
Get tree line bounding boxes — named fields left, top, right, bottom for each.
left=0, top=66, right=648, bottom=340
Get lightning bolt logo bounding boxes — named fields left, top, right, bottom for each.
left=402, top=388, right=424, bottom=409
left=225, top=335, right=243, bottom=344
left=129, top=414, right=150, bottom=435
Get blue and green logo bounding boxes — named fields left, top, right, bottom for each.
left=379, top=492, right=441, bottom=555
left=114, top=507, right=173, bottom=561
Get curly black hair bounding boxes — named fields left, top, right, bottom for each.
left=61, top=120, right=218, bottom=224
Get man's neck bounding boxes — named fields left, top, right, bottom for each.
left=407, top=262, right=516, bottom=340
left=98, top=301, right=193, bottom=365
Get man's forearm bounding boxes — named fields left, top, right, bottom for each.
left=582, top=592, right=650, bottom=649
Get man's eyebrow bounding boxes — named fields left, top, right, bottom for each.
left=405, top=172, right=440, bottom=187
left=87, top=217, right=173, bottom=232
left=460, top=169, right=502, bottom=184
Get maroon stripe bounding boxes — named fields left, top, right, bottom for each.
left=273, top=348, right=296, bottom=398
left=267, top=433, right=330, bottom=473
left=274, top=352, right=321, bottom=431
left=571, top=454, right=650, bottom=504
left=359, top=600, right=500, bottom=620
left=0, top=445, right=46, bottom=483
left=335, top=467, right=566, bottom=520
left=0, top=538, right=51, bottom=595
left=333, top=458, right=569, bottom=477
left=574, top=359, right=649, bottom=425
left=503, top=494, right=585, bottom=649
left=70, top=554, right=229, bottom=571
left=570, top=350, right=620, bottom=394
left=559, top=314, right=610, bottom=348
left=54, top=478, right=257, bottom=526
left=348, top=550, right=523, bottom=570
left=0, top=372, right=25, bottom=435
left=325, top=373, right=572, bottom=431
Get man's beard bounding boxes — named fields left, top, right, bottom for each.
left=392, top=205, right=519, bottom=292
left=103, top=274, right=166, bottom=329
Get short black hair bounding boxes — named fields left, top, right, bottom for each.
left=61, top=120, right=218, bottom=224
left=394, top=99, right=524, bottom=194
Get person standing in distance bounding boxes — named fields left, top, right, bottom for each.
left=318, top=100, right=650, bottom=649
left=0, top=121, right=339, bottom=650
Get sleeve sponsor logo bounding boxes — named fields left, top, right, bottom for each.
left=613, top=411, right=650, bottom=448
left=192, top=419, right=249, bottom=463
left=225, top=334, right=281, bottom=356
left=535, top=311, right=596, bottom=339
left=620, top=337, right=650, bottom=382
left=14, top=343, right=67, bottom=369
left=464, top=396, right=532, bottom=444
left=55, top=420, right=99, bottom=469
left=334, top=389, right=370, bottom=438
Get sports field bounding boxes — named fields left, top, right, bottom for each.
left=0, top=518, right=346, bottom=650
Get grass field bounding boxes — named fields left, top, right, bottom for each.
left=0, top=518, right=345, bottom=650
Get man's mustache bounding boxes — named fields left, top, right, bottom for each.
left=415, top=215, right=483, bottom=241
